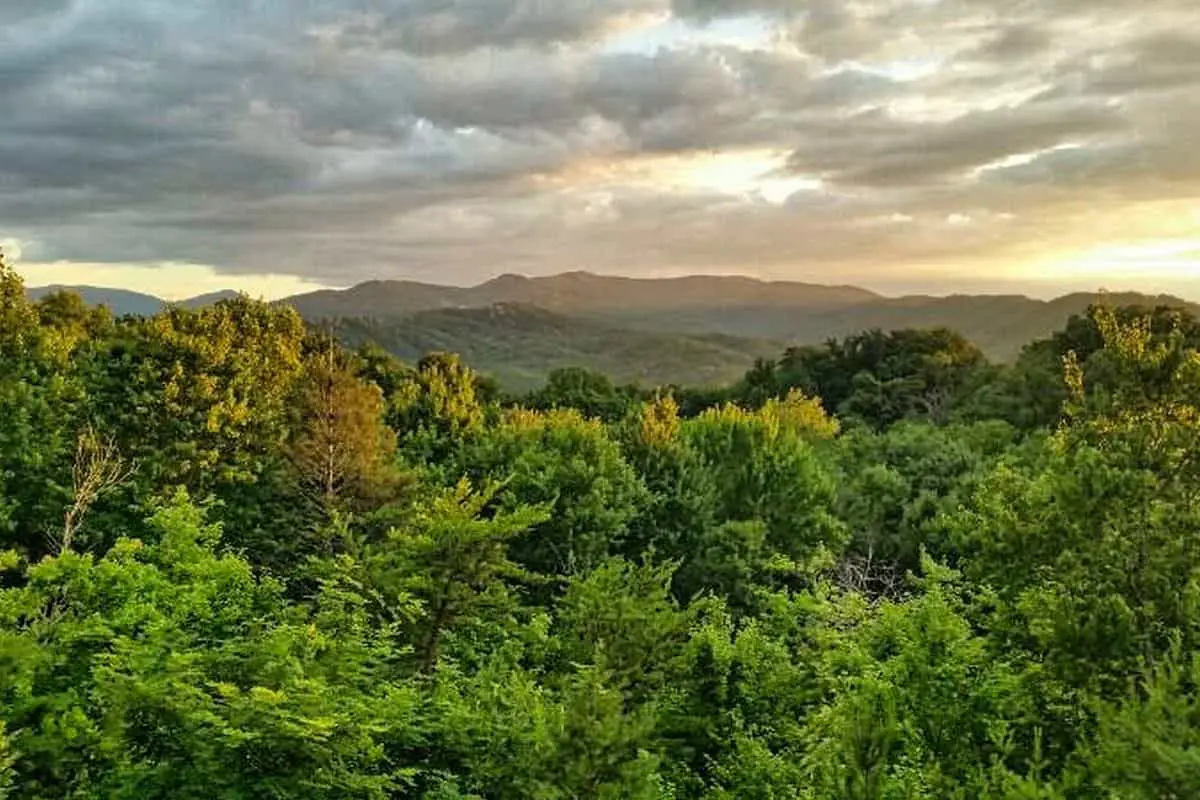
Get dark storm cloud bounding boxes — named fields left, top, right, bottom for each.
left=1, top=0, right=1197, bottom=287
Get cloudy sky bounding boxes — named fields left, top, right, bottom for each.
left=2, top=0, right=1198, bottom=300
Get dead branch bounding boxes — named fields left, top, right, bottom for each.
left=58, top=426, right=134, bottom=554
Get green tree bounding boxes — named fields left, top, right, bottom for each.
left=0, top=251, right=39, bottom=362
left=288, top=338, right=401, bottom=522
left=769, top=328, right=988, bottom=429
left=0, top=495, right=425, bottom=798
left=800, top=566, right=1034, bottom=799
left=943, top=308, right=1200, bottom=778
left=0, top=260, right=85, bottom=556
left=86, top=298, right=305, bottom=496
left=1073, top=644, right=1200, bottom=798
left=353, top=481, right=547, bottom=673
left=683, top=396, right=846, bottom=578
left=526, top=367, right=637, bottom=422
left=462, top=408, right=648, bottom=578
left=390, top=353, right=487, bottom=468
left=834, top=420, right=1017, bottom=588
left=33, top=289, right=114, bottom=364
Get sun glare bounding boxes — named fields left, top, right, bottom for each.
left=675, top=150, right=822, bottom=203
left=1018, top=236, right=1200, bottom=297
left=541, top=149, right=822, bottom=205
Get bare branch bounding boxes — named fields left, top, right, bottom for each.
left=835, top=540, right=904, bottom=602
left=58, top=426, right=134, bottom=554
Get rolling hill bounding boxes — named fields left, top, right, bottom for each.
left=27, top=274, right=1200, bottom=384
left=327, top=303, right=782, bottom=391
left=26, top=285, right=166, bottom=317
left=283, top=271, right=881, bottom=319
left=26, top=286, right=241, bottom=316
left=288, top=272, right=1200, bottom=362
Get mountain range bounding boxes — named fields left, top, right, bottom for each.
left=26, top=285, right=169, bottom=317
left=25, top=285, right=242, bottom=315
left=28, top=273, right=1200, bottom=389
left=283, top=271, right=877, bottom=319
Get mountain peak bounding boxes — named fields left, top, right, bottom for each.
left=177, top=289, right=243, bottom=309
left=487, top=272, right=530, bottom=282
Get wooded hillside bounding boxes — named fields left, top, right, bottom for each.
left=5, top=255, right=1200, bottom=798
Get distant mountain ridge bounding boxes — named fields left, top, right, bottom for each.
left=26, top=285, right=167, bottom=317
left=25, top=285, right=240, bottom=316
left=28, top=274, right=1200, bottom=380
left=287, top=272, right=1199, bottom=362
left=283, top=271, right=880, bottom=320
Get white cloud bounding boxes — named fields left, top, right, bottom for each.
left=0, top=239, right=25, bottom=262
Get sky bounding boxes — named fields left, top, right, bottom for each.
left=1, top=0, right=1198, bottom=301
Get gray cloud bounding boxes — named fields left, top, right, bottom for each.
left=1050, top=31, right=1200, bottom=97
left=968, top=24, right=1053, bottom=62
left=670, top=0, right=797, bottom=21
left=340, top=0, right=665, bottom=56
left=0, top=0, right=1197, bottom=289
left=787, top=100, right=1128, bottom=187
left=0, top=0, right=73, bottom=26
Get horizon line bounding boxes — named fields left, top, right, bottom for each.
left=21, top=267, right=1200, bottom=307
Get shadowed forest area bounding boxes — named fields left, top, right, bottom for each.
left=3, top=251, right=1200, bottom=798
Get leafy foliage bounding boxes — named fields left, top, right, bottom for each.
left=2, top=271, right=1199, bottom=798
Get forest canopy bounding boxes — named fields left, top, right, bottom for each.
left=2, top=252, right=1200, bottom=798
